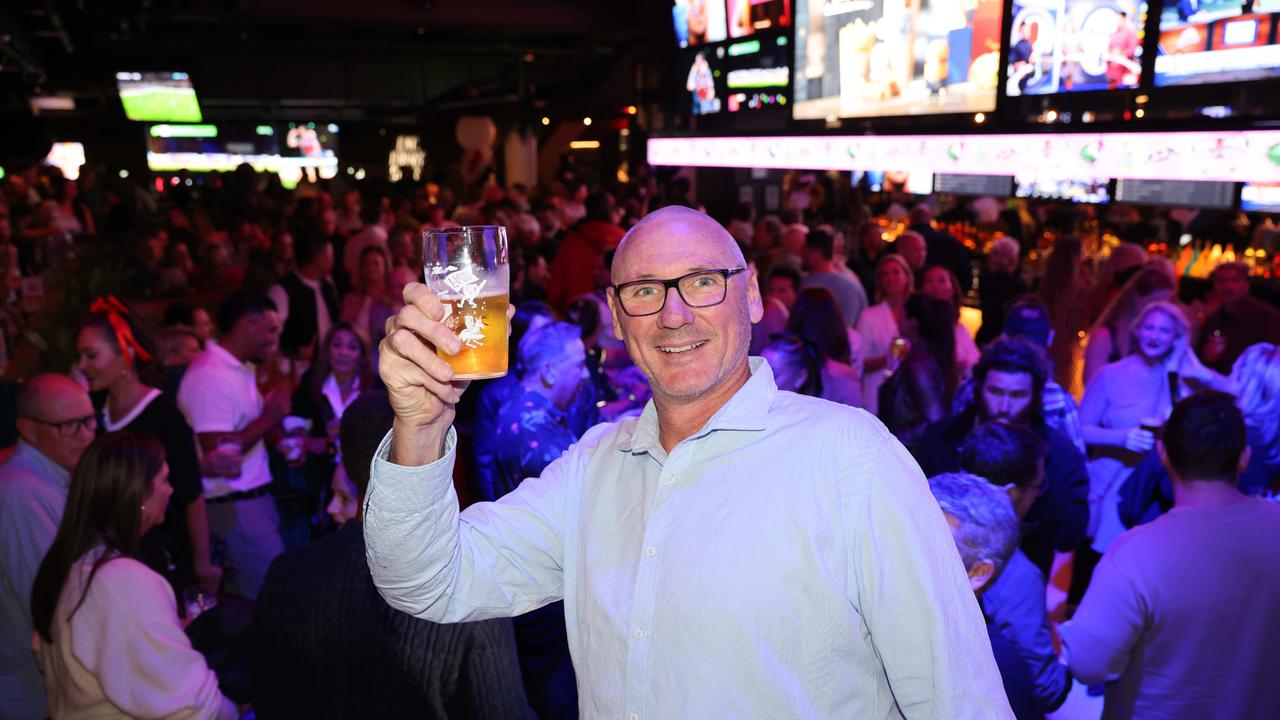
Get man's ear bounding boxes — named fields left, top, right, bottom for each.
left=605, top=288, right=627, bottom=342
left=746, top=266, right=764, bottom=324
left=1238, top=445, right=1252, bottom=475
left=15, top=418, right=37, bottom=446
left=967, top=559, right=996, bottom=594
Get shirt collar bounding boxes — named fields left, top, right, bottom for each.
left=14, top=440, right=72, bottom=488
left=206, top=340, right=254, bottom=373
left=619, top=357, right=777, bottom=455
left=294, top=271, right=321, bottom=290
left=322, top=373, right=361, bottom=416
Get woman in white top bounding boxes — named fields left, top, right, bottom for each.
left=921, top=265, right=981, bottom=381
left=1081, top=301, right=1225, bottom=554
left=31, top=432, right=237, bottom=720
left=857, top=253, right=913, bottom=415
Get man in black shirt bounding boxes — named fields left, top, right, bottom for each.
left=250, top=392, right=530, bottom=719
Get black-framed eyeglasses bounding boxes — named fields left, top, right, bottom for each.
left=612, top=267, right=747, bottom=317
left=23, top=414, right=97, bottom=438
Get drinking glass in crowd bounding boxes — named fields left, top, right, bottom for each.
left=858, top=253, right=914, bottom=414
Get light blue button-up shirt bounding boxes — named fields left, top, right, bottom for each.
left=366, top=359, right=1011, bottom=719
left=0, top=441, right=71, bottom=720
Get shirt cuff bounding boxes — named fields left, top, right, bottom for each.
left=366, top=426, right=458, bottom=512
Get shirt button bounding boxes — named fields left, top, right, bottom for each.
left=666, top=475, right=675, bottom=485
left=631, top=714, right=639, bottom=720
left=634, top=629, right=644, bottom=639
left=647, top=547, right=656, bottom=557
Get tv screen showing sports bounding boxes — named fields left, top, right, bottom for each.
left=727, top=0, right=792, bottom=37
left=1006, top=0, right=1146, bottom=96
left=1015, top=174, right=1110, bottom=203
left=146, top=122, right=338, bottom=183
left=684, top=36, right=791, bottom=115
left=281, top=122, right=339, bottom=162
left=793, top=0, right=1002, bottom=119
left=674, top=0, right=729, bottom=48
left=1242, top=182, right=1280, bottom=211
left=116, top=71, right=203, bottom=122
left=1155, top=0, right=1280, bottom=85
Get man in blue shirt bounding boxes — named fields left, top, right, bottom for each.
left=367, top=205, right=1011, bottom=718
left=0, top=374, right=96, bottom=720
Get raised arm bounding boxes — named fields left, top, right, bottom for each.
left=365, top=282, right=568, bottom=623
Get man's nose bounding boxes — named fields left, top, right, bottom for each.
left=658, top=286, right=694, bottom=328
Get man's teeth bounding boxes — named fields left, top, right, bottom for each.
left=660, top=341, right=706, bottom=354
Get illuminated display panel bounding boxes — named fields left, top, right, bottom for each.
left=1155, top=0, right=1280, bottom=86
left=793, top=0, right=1002, bottom=119
left=1006, top=0, right=1147, bottom=96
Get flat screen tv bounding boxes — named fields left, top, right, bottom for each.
left=1006, top=0, right=1147, bottom=96
left=117, top=71, right=203, bottom=122
left=793, top=0, right=1003, bottom=119
left=1015, top=174, right=1110, bottom=203
left=674, top=0, right=729, bottom=48
left=1154, top=0, right=1280, bottom=86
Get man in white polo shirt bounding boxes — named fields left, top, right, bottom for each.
left=178, top=291, right=291, bottom=599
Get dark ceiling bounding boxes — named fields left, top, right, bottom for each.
left=1, top=0, right=672, bottom=123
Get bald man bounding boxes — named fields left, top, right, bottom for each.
left=367, top=207, right=1010, bottom=718
left=1, top=374, right=95, bottom=720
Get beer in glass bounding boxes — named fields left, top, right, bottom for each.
left=422, top=225, right=510, bottom=379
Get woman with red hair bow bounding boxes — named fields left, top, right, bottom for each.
left=76, top=297, right=230, bottom=595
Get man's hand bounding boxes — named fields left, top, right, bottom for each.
left=1124, top=427, right=1156, bottom=454
left=378, top=282, right=515, bottom=465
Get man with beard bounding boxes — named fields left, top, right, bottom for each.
left=915, top=337, right=1089, bottom=578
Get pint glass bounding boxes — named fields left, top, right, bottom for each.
left=422, top=225, right=510, bottom=379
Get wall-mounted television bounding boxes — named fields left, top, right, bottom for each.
left=1114, top=178, right=1237, bottom=208
left=674, top=0, right=729, bottom=48
left=1242, top=182, right=1280, bottom=211
left=727, top=0, right=792, bottom=38
left=116, top=71, right=203, bottom=122
left=146, top=122, right=338, bottom=185
left=1006, top=0, right=1147, bottom=96
left=935, top=173, right=1014, bottom=196
left=1154, top=0, right=1280, bottom=86
left=684, top=35, right=791, bottom=115
left=793, top=0, right=1003, bottom=119
left=867, top=170, right=935, bottom=194
left=1015, top=174, right=1111, bottom=203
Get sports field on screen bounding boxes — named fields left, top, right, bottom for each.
left=120, top=86, right=203, bottom=122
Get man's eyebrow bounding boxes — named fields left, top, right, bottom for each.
left=619, top=265, right=718, bottom=283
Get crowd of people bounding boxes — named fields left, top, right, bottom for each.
left=0, top=157, right=1278, bottom=720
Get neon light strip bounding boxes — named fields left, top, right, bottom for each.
left=647, top=131, right=1280, bottom=183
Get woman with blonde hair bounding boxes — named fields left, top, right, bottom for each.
left=1080, top=301, right=1225, bottom=553
left=1083, top=262, right=1178, bottom=385
left=1231, top=342, right=1280, bottom=476
left=1118, top=342, right=1280, bottom=528
left=857, top=253, right=914, bottom=414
